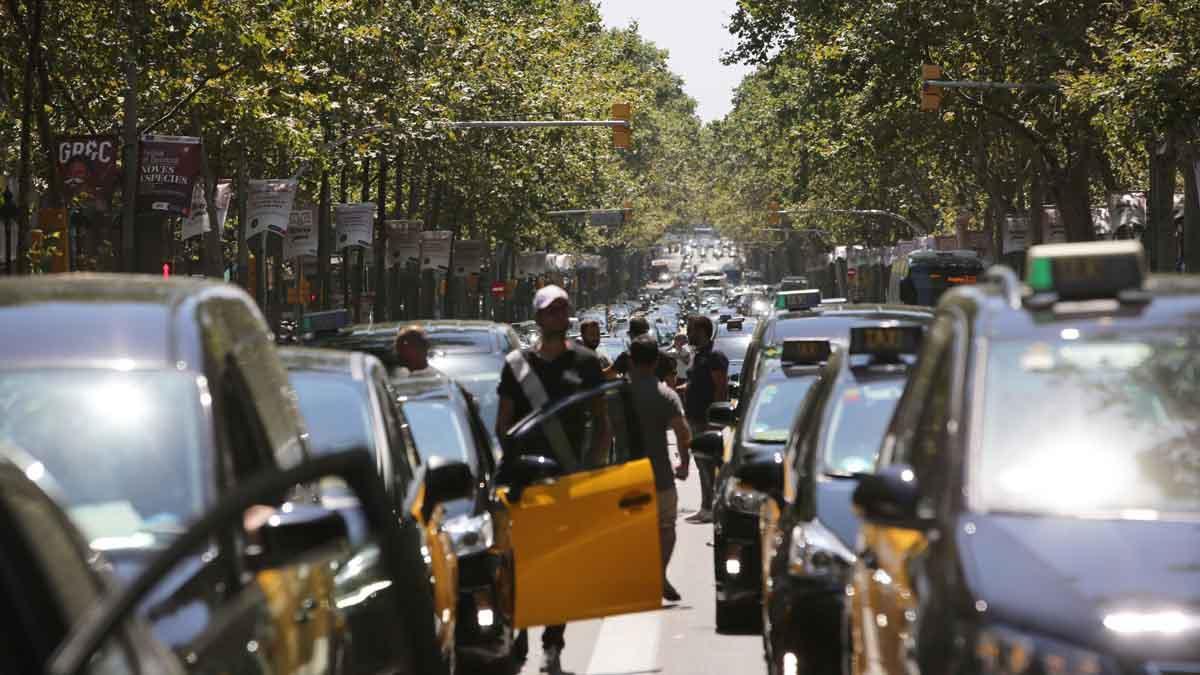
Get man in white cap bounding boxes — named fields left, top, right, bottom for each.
left=495, top=284, right=610, bottom=674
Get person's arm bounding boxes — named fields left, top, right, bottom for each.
left=585, top=356, right=612, bottom=465
left=712, top=352, right=730, bottom=402
left=495, top=396, right=515, bottom=441
left=670, top=415, right=692, bottom=479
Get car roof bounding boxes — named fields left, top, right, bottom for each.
left=391, top=372, right=459, bottom=400
left=277, top=346, right=375, bottom=381
left=0, top=273, right=259, bottom=370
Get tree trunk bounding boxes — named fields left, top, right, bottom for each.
left=1147, top=138, right=1179, bottom=271
left=16, top=0, right=45, bottom=274
left=1182, top=146, right=1200, bottom=274
left=120, top=0, right=141, bottom=273
left=318, top=166, right=331, bottom=309
left=374, top=153, right=387, bottom=320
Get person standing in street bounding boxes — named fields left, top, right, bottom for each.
left=677, top=315, right=728, bottom=524
left=607, top=316, right=675, bottom=382
left=578, top=318, right=611, bottom=368
left=665, top=331, right=691, bottom=385
left=495, top=285, right=611, bottom=675
left=393, top=325, right=442, bottom=378
left=627, top=334, right=692, bottom=602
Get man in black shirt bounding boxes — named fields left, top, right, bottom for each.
left=677, top=314, right=729, bottom=524
left=495, top=284, right=610, bottom=675
left=608, top=316, right=675, bottom=382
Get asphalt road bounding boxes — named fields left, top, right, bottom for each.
left=511, top=438, right=763, bottom=675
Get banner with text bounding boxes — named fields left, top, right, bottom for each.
left=453, top=239, right=484, bottom=276
left=1108, top=191, right=1147, bottom=238
left=245, top=179, right=297, bottom=238
left=137, top=135, right=202, bottom=217
left=386, top=220, right=422, bottom=269
left=420, top=230, right=453, bottom=271
left=182, top=180, right=233, bottom=240
left=334, top=203, right=375, bottom=249
left=1003, top=213, right=1030, bottom=254
left=285, top=204, right=318, bottom=259
left=56, top=135, right=120, bottom=212
left=1041, top=204, right=1067, bottom=244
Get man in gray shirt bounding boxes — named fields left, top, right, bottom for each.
left=628, top=334, right=692, bottom=602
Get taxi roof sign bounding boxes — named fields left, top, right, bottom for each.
left=776, top=289, right=822, bottom=311
left=849, top=325, right=924, bottom=357
left=726, top=317, right=745, bottom=331
left=781, top=338, right=832, bottom=365
left=1025, top=240, right=1145, bottom=301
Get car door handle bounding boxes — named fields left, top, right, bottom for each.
left=294, top=597, right=316, bottom=624
left=618, top=492, right=653, bottom=509
left=860, top=549, right=879, bottom=570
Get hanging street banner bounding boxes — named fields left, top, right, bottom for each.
left=137, top=135, right=202, bottom=217
left=453, top=239, right=484, bottom=276
left=1003, top=213, right=1030, bottom=254
left=516, top=251, right=547, bottom=277
left=386, top=219, right=422, bottom=269
left=1041, top=204, right=1067, bottom=244
left=334, top=202, right=375, bottom=249
left=56, top=135, right=120, bottom=212
left=285, top=204, right=318, bottom=259
left=182, top=179, right=232, bottom=240
left=245, top=179, right=298, bottom=238
left=1108, top=191, right=1147, bottom=238
left=421, top=230, right=453, bottom=271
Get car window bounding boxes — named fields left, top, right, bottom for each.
left=821, top=376, right=906, bottom=475
left=744, top=377, right=817, bottom=443
left=402, top=399, right=478, bottom=472
left=0, top=369, right=210, bottom=548
left=427, top=331, right=495, bottom=354
left=289, top=371, right=378, bottom=460
left=977, top=331, right=1200, bottom=516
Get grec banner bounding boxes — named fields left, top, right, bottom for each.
left=182, top=179, right=233, bottom=240
left=420, top=230, right=453, bottom=271
left=453, top=239, right=484, bottom=276
left=246, top=179, right=298, bottom=238
left=386, top=220, right=422, bottom=269
left=285, top=204, right=318, bottom=259
left=334, top=203, right=376, bottom=249
left=56, top=135, right=120, bottom=212
left=137, top=135, right=202, bottom=217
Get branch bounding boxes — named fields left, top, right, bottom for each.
left=139, top=62, right=242, bottom=135
left=956, top=91, right=1062, bottom=175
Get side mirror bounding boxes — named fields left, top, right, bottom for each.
left=852, top=464, right=930, bottom=530
left=707, top=402, right=737, bottom=428
left=249, top=503, right=349, bottom=570
left=690, top=431, right=725, bottom=468
left=500, top=454, right=563, bottom=503
left=422, top=458, right=475, bottom=521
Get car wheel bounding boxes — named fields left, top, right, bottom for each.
left=716, top=598, right=756, bottom=634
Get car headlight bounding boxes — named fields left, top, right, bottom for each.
left=442, top=512, right=494, bottom=557
left=787, top=520, right=855, bottom=577
left=975, top=625, right=1111, bottom=675
left=724, top=479, right=766, bottom=515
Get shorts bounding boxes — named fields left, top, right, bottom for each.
left=658, top=488, right=678, bottom=530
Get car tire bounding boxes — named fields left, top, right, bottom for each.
left=716, top=598, right=755, bottom=634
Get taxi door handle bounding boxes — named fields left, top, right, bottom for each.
left=618, top=492, right=653, bottom=509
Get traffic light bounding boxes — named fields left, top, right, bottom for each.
left=612, top=102, right=632, bottom=149
left=921, top=64, right=943, bottom=112
left=768, top=201, right=781, bottom=226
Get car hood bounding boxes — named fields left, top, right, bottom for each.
left=959, top=513, right=1200, bottom=660
left=815, top=476, right=861, bottom=549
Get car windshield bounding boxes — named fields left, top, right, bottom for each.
left=427, top=331, right=494, bottom=354
left=822, top=376, right=906, bottom=475
left=905, top=261, right=983, bottom=306
left=402, top=399, right=477, bottom=471
left=745, top=377, right=817, bottom=443
left=977, top=334, right=1200, bottom=517
left=289, top=371, right=377, bottom=459
left=0, top=369, right=209, bottom=548
left=455, top=372, right=502, bottom=437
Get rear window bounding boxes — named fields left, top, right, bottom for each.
left=745, top=377, right=817, bottom=443
left=713, top=336, right=753, bottom=362
left=427, top=331, right=495, bottom=354
left=289, top=372, right=377, bottom=459
left=402, top=399, right=478, bottom=471
left=821, top=377, right=905, bottom=475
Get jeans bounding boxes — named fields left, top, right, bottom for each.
left=689, top=419, right=716, bottom=511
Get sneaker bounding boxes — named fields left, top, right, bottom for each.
left=540, top=646, right=563, bottom=674
left=663, top=579, right=682, bottom=602
left=685, top=509, right=713, bottom=524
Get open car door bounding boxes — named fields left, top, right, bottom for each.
left=500, top=381, right=662, bottom=628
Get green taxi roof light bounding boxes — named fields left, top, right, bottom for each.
left=1024, top=241, right=1145, bottom=301
left=1028, top=257, right=1054, bottom=292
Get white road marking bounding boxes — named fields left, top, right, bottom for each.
left=584, top=610, right=663, bottom=675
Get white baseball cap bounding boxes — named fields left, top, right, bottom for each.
left=533, top=285, right=570, bottom=312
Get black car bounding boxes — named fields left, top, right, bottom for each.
left=279, top=347, right=466, bottom=671
left=0, top=451, right=186, bottom=674
left=307, top=318, right=521, bottom=437
left=704, top=338, right=833, bottom=631
left=759, top=325, right=925, bottom=674
left=714, top=317, right=756, bottom=403
left=738, top=304, right=933, bottom=411
left=392, top=374, right=521, bottom=671
left=850, top=241, right=1200, bottom=674
left=0, top=274, right=451, bottom=674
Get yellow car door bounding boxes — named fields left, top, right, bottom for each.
left=852, top=522, right=925, bottom=675
left=502, top=456, right=661, bottom=629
